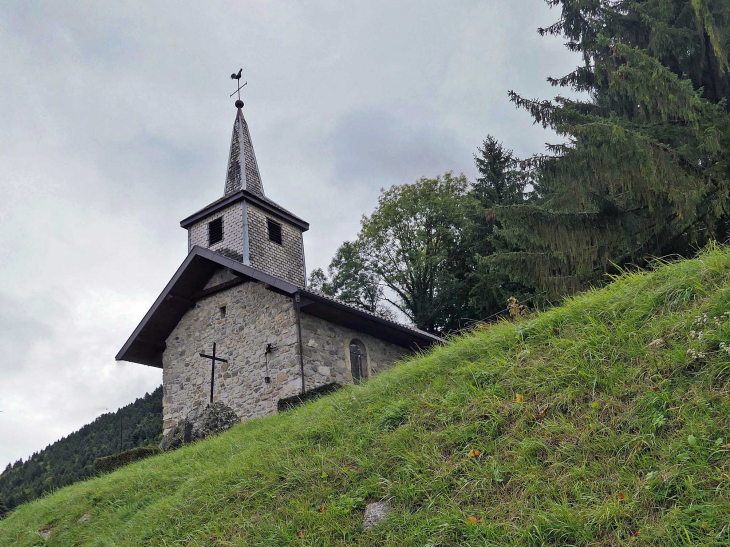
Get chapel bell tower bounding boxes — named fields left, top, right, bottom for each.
left=179, top=95, right=309, bottom=287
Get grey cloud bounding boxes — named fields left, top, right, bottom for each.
left=326, top=108, right=468, bottom=187
left=0, top=292, right=60, bottom=374
left=0, top=0, right=580, bottom=467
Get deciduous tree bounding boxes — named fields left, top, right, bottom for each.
left=314, top=174, right=478, bottom=334
left=308, top=241, right=390, bottom=317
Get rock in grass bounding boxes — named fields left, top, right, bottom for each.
left=37, top=524, right=53, bottom=539
left=363, top=500, right=391, bottom=530
left=160, top=402, right=239, bottom=452
left=77, top=513, right=91, bottom=524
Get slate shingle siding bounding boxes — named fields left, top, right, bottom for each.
left=247, top=202, right=305, bottom=286
left=239, top=116, right=264, bottom=196
left=188, top=202, right=244, bottom=261
left=187, top=200, right=304, bottom=285
left=224, top=111, right=264, bottom=197
left=224, top=120, right=241, bottom=195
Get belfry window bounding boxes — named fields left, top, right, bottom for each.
left=267, top=218, right=283, bottom=246
left=208, top=218, right=223, bottom=245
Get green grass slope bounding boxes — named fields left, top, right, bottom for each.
left=3, top=248, right=730, bottom=546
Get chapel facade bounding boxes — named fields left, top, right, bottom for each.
left=117, top=99, right=440, bottom=435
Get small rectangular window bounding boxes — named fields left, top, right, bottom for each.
left=267, top=218, right=283, bottom=246
left=208, top=218, right=223, bottom=245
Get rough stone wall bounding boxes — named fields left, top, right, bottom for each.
left=247, top=202, right=305, bottom=286
left=204, top=267, right=239, bottom=288
left=162, top=278, right=300, bottom=435
left=187, top=202, right=244, bottom=261
left=300, top=313, right=410, bottom=389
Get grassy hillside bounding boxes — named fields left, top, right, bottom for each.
left=0, top=387, right=162, bottom=512
left=3, top=248, right=730, bottom=546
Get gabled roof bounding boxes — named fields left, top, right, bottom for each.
left=116, top=247, right=441, bottom=368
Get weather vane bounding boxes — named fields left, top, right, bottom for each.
left=230, top=68, right=247, bottom=107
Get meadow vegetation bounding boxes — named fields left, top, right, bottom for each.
left=3, top=247, right=730, bottom=545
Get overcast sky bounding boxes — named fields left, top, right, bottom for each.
left=0, top=1, right=579, bottom=467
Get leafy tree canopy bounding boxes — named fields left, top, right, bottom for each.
left=308, top=241, right=391, bottom=318
left=312, top=173, right=478, bottom=334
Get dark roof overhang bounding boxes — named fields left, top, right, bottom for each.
left=297, top=290, right=441, bottom=350
left=179, top=190, right=309, bottom=232
left=115, top=246, right=298, bottom=368
left=116, top=246, right=440, bottom=368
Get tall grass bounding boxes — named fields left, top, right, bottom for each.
left=3, top=247, right=730, bottom=545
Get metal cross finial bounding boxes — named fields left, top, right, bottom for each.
left=199, top=342, right=229, bottom=403
left=230, top=68, right=247, bottom=102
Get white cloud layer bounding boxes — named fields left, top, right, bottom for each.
left=0, top=0, right=579, bottom=466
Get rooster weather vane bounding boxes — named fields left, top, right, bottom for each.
left=230, top=68, right=247, bottom=107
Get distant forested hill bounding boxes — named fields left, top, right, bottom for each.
left=0, top=386, right=162, bottom=514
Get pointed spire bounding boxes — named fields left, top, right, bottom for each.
left=224, top=102, right=265, bottom=197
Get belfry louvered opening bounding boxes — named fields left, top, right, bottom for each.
left=267, top=218, right=283, bottom=246
left=208, top=217, right=223, bottom=245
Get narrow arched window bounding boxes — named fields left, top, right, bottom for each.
left=349, top=339, right=367, bottom=384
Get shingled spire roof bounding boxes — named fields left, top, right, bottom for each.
left=180, top=100, right=309, bottom=232
left=224, top=105, right=264, bottom=196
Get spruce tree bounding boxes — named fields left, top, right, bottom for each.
left=0, top=496, right=8, bottom=519
left=473, top=136, right=524, bottom=210
left=0, top=386, right=163, bottom=510
left=468, top=136, right=530, bottom=317
left=491, top=0, right=730, bottom=298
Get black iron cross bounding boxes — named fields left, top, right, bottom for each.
left=199, top=342, right=228, bottom=404
left=229, top=68, right=247, bottom=99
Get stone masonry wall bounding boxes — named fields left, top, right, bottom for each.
left=188, top=202, right=244, bottom=262
left=300, top=313, right=410, bottom=389
left=161, top=271, right=415, bottom=435
left=162, top=276, right=301, bottom=435
left=247, top=202, right=305, bottom=286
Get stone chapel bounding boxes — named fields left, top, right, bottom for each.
left=116, top=98, right=440, bottom=435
